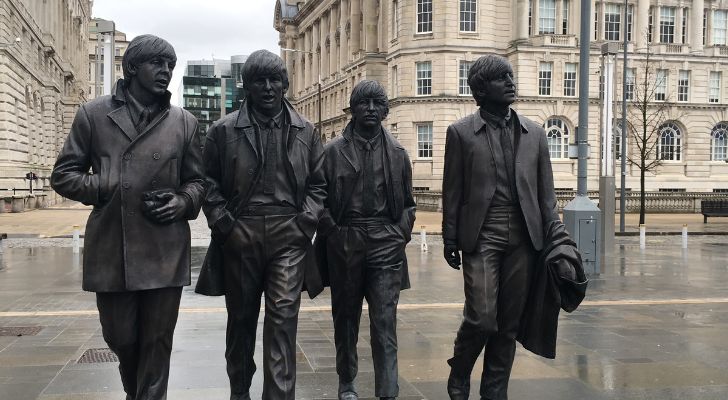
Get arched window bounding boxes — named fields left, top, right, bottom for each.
left=711, top=123, right=728, bottom=161
left=658, top=122, right=682, bottom=161
left=544, top=117, right=570, bottom=159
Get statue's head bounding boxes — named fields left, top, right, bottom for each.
left=349, top=80, right=389, bottom=130
left=242, top=50, right=289, bottom=115
left=468, top=54, right=517, bottom=107
left=122, top=34, right=176, bottom=96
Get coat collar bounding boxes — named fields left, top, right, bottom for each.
left=107, top=79, right=171, bottom=141
left=473, top=107, right=529, bottom=136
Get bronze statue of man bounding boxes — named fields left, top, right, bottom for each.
left=51, top=34, right=206, bottom=400
left=316, top=80, right=416, bottom=400
left=200, top=49, right=326, bottom=400
left=442, top=54, right=559, bottom=400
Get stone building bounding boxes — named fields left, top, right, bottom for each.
left=274, top=0, right=728, bottom=192
left=0, top=0, right=91, bottom=206
left=88, top=18, right=130, bottom=100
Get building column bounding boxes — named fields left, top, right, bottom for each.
left=692, top=0, right=704, bottom=52
left=676, top=7, right=684, bottom=44
left=516, top=0, right=529, bottom=40
left=329, top=6, right=338, bottom=77
left=653, top=4, right=661, bottom=44
left=363, top=0, right=378, bottom=52
left=532, top=0, right=540, bottom=35
left=555, top=0, right=563, bottom=34
left=320, top=14, right=329, bottom=79
left=340, top=0, right=350, bottom=67
left=636, top=0, right=650, bottom=49
left=304, top=29, right=312, bottom=89
left=285, top=27, right=295, bottom=90
left=350, top=0, right=362, bottom=57
left=312, top=21, right=320, bottom=85
left=708, top=8, right=714, bottom=46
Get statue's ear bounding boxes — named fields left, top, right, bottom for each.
left=127, top=63, right=137, bottom=77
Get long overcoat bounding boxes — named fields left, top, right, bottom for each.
left=195, top=98, right=327, bottom=297
left=51, top=81, right=205, bottom=292
left=315, top=122, right=416, bottom=290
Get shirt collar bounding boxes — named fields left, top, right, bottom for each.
left=480, top=108, right=512, bottom=130
left=353, top=129, right=382, bottom=150
left=251, top=108, right=284, bottom=129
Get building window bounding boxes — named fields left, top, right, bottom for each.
left=613, top=120, right=627, bottom=160
left=529, top=0, right=532, bottom=35
left=460, top=0, right=477, bottom=32
left=709, top=71, right=721, bottom=103
left=648, top=7, right=653, bottom=42
left=655, top=69, right=667, bottom=101
left=538, top=62, right=552, bottom=96
left=604, top=3, right=621, bottom=41
left=539, top=0, right=556, bottom=34
left=660, top=7, right=676, bottom=43
left=459, top=61, right=472, bottom=95
left=681, top=8, right=688, bottom=44
left=544, top=118, right=570, bottom=159
left=562, top=0, right=569, bottom=34
left=627, top=4, right=634, bottom=41
left=711, top=123, right=728, bottom=161
left=391, top=65, right=398, bottom=97
left=417, top=0, right=433, bottom=33
left=625, top=68, right=635, bottom=100
left=417, top=123, right=433, bottom=158
left=563, top=62, right=577, bottom=97
left=392, top=0, right=400, bottom=39
left=416, top=61, right=432, bottom=96
left=677, top=70, right=689, bottom=102
left=704, top=10, right=708, bottom=46
left=658, top=122, right=682, bottom=161
left=714, top=10, right=728, bottom=46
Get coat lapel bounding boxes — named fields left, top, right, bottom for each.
left=107, top=106, right=137, bottom=142
left=234, top=101, right=259, bottom=161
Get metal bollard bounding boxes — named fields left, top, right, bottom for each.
left=72, top=224, right=80, bottom=254
left=682, top=224, right=688, bottom=249
left=639, top=224, right=646, bottom=249
left=420, top=225, right=428, bottom=253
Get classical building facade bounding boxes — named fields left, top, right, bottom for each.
left=88, top=18, right=130, bottom=100
left=275, top=0, right=728, bottom=192
left=0, top=0, right=91, bottom=204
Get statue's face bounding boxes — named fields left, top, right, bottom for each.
left=130, top=56, right=175, bottom=96
left=248, top=73, right=285, bottom=115
left=477, top=65, right=517, bottom=106
left=351, top=96, right=387, bottom=131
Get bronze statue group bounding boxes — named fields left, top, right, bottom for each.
left=51, top=35, right=586, bottom=400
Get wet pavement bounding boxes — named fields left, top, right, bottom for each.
left=1, top=235, right=728, bottom=399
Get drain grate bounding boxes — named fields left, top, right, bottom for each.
left=0, top=326, right=42, bottom=336
left=77, top=348, right=119, bottom=364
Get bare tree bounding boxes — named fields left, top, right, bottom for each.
left=625, top=42, right=685, bottom=224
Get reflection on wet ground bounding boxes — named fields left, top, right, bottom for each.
left=0, top=235, right=727, bottom=399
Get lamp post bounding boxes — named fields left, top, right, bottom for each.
left=281, top=47, right=322, bottom=136
left=619, top=0, right=629, bottom=232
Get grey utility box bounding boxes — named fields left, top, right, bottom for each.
left=563, top=195, right=601, bottom=275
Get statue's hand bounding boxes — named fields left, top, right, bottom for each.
left=444, top=244, right=461, bottom=270
left=144, top=192, right=188, bottom=224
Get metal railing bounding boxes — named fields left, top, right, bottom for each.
left=413, top=190, right=728, bottom=213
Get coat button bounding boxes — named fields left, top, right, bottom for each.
left=153, top=152, right=161, bottom=160
left=151, top=179, right=158, bottom=187
left=248, top=168, right=254, bottom=175
left=128, top=210, right=135, bottom=216
left=123, top=182, right=130, bottom=189
left=123, top=153, right=132, bottom=160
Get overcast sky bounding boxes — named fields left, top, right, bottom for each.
left=92, top=0, right=280, bottom=105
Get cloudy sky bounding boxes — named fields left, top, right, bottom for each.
left=91, top=0, right=280, bottom=105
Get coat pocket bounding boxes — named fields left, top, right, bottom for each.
left=168, top=157, right=179, bottom=189
left=99, top=156, right=111, bottom=203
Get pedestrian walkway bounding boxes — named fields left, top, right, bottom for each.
left=1, top=236, right=728, bottom=399
left=2, top=201, right=727, bottom=238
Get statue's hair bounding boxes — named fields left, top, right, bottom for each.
left=122, top=34, right=176, bottom=81
left=467, top=54, right=513, bottom=106
left=349, top=80, right=389, bottom=120
left=241, top=50, right=289, bottom=91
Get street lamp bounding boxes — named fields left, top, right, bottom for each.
left=281, top=47, right=322, bottom=136
left=0, top=37, right=21, bottom=48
